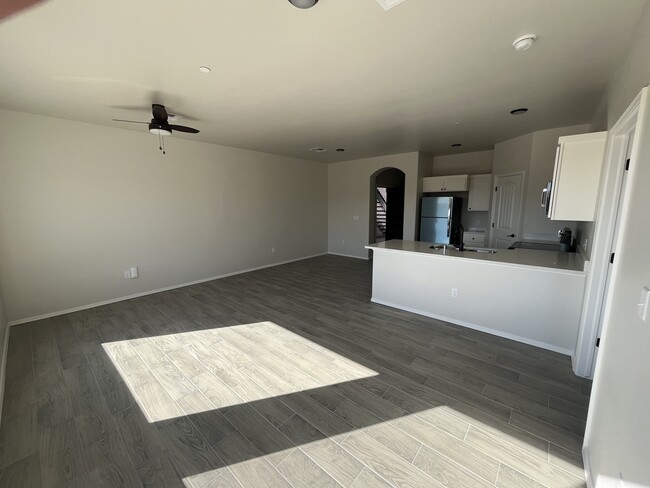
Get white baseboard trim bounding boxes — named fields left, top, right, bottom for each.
left=9, top=252, right=328, bottom=327
left=371, top=298, right=574, bottom=357
left=0, top=324, right=10, bottom=425
left=328, top=252, right=369, bottom=260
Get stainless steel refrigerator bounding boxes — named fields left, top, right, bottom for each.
left=419, top=196, right=463, bottom=244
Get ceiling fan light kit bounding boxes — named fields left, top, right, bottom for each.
left=375, top=0, right=407, bottom=11
left=113, top=104, right=199, bottom=154
left=288, top=0, right=318, bottom=9
left=149, top=126, right=172, bottom=136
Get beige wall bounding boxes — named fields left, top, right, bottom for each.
left=328, top=152, right=421, bottom=258
left=0, top=109, right=328, bottom=323
left=431, top=150, right=493, bottom=176
left=584, top=4, right=650, bottom=487
left=492, top=133, right=533, bottom=175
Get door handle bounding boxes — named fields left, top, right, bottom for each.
left=507, top=234, right=515, bottom=238
left=541, top=188, right=548, bottom=208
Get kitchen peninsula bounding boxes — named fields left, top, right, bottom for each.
left=366, top=240, right=587, bottom=356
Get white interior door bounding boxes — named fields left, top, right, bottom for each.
left=490, top=172, right=524, bottom=249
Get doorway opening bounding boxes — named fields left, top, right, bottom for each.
left=369, top=168, right=405, bottom=245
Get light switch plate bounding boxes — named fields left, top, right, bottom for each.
left=638, top=286, right=650, bottom=322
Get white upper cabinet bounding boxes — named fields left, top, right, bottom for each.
left=548, top=132, right=607, bottom=221
left=422, top=175, right=468, bottom=192
left=467, top=174, right=492, bottom=211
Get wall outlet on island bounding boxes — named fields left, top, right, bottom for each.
left=342, top=240, right=345, bottom=246
left=271, top=247, right=275, bottom=253
left=451, top=288, right=459, bottom=298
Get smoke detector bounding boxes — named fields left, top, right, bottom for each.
left=513, top=34, right=537, bottom=52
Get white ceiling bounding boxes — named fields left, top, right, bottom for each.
left=0, top=0, right=646, bottom=162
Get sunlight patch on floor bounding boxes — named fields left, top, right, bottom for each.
left=102, top=321, right=378, bottom=422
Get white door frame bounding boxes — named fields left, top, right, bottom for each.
left=572, top=89, right=646, bottom=379
left=488, top=170, right=526, bottom=248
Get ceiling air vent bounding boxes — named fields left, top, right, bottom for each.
left=309, top=147, right=327, bottom=153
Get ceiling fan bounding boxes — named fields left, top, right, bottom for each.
left=113, top=104, right=199, bottom=136
left=289, top=0, right=406, bottom=9
left=113, top=104, right=199, bottom=154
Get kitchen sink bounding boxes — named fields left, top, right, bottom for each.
left=429, top=245, right=497, bottom=254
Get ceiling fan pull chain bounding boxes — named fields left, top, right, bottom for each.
left=158, top=132, right=163, bottom=152
left=162, top=134, right=166, bottom=155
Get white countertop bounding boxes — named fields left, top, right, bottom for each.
left=365, top=240, right=585, bottom=274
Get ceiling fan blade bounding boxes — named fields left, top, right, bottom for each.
left=167, top=124, right=200, bottom=134
left=152, top=104, right=168, bottom=124
left=112, top=119, right=149, bottom=124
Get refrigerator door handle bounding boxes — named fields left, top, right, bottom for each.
left=447, top=207, right=451, bottom=237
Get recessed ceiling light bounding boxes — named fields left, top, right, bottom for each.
left=451, top=144, right=462, bottom=148
left=336, top=148, right=345, bottom=152
left=512, top=35, right=537, bottom=52
left=289, top=0, right=318, bottom=8
left=510, top=108, right=529, bottom=115
left=199, top=66, right=211, bottom=73
left=309, top=147, right=326, bottom=152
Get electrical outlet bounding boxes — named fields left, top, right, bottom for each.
left=123, top=270, right=131, bottom=279
left=271, top=247, right=275, bottom=253
left=451, top=288, right=459, bottom=298
left=342, top=240, right=345, bottom=245
left=353, top=215, right=359, bottom=221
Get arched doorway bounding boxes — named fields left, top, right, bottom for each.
left=369, top=168, right=406, bottom=245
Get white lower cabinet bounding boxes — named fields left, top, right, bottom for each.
left=463, top=232, right=486, bottom=247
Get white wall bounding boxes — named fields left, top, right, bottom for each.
left=584, top=4, right=650, bottom=487
left=328, top=152, right=421, bottom=258
left=493, top=133, right=534, bottom=175
left=431, top=150, right=493, bottom=176
left=577, top=3, right=650, bottom=261
left=0, top=109, right=328, bottom=323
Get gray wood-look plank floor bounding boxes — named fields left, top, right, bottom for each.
left=0, top=255, right=591, bottom=488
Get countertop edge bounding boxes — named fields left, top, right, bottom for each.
left=365, top=244, right=586, bottom=276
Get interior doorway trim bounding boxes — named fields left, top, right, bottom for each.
left=572, top=88, right=646, bottom=379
